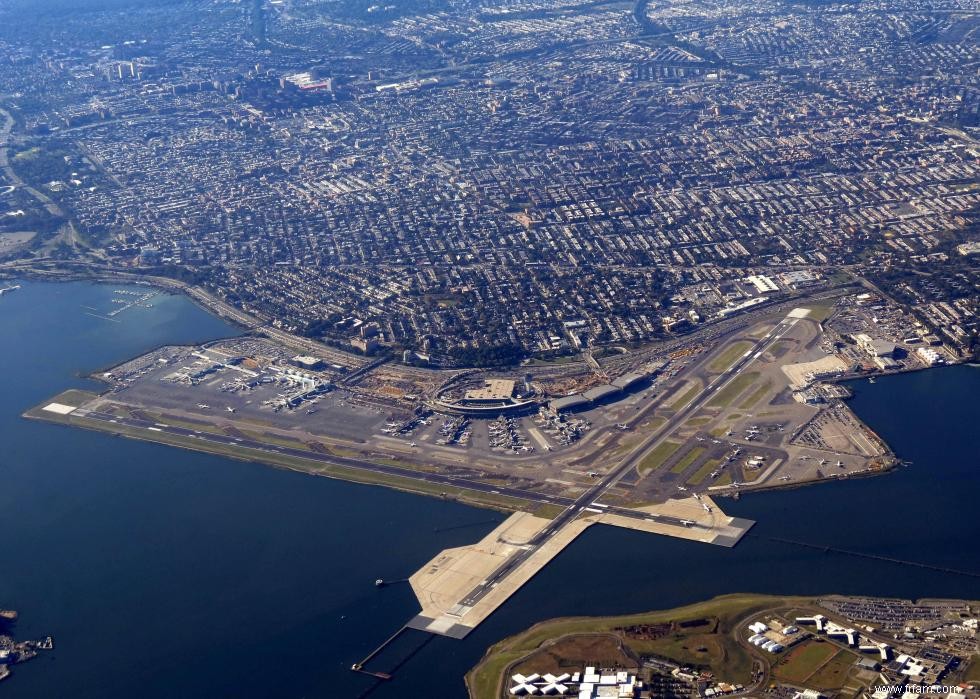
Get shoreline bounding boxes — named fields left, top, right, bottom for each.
left=22, top=391, right=535, bottom=516
left=21, top=376, right=914, bottom=522
left=464, top=592, right=980, bottom=699
left=0, top=265, right=877, bottom=375
left=10, top=273, right=969, bottom=515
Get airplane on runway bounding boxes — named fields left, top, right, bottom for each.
left=197, top=404, right=210, bottom=409
left=680, top=520, right=695, bottom=527
left=226, top=406, right=235, bottom=413
left=617, top=423, right=628, bottom=430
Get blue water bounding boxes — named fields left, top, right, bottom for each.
left=0, top=280, right=977, bottom=698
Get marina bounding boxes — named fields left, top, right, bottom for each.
left=81, top=288, right=158, bottom=321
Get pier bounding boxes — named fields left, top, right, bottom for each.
left=81, top=290, right=158, bottom=321
left=352, top=500, right=753, bottom=680
left=350, top=624, right=421, bottom=680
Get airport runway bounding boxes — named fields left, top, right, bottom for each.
left=66, top=311, right=800, bottom=630
left=71, top=407, right=698, bottom=535
left=452, top=314, right=802, bottom=610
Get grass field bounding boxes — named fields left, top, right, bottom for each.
left=671, top=383, right=701, bottom=409
left=741, top=464, right=765, bottom=482
left=25, top=389, right=100, bottom=412
left=513, top=634, right=632, bottom=677
left=638, top=440, right=682, bottom=474
left=687, top=457, right=724, bottom=486
left=738, top=379, right=773, bottom=410
left=466, top=594, right=809, bottom=699
left=641, top=416, right=666, bottom=431
left=670, top=446, right=705, bottom=474
left=706, top=372, right=760, bottom=409
left=965, top=655, right=980, bottom=682
left=803, top=303, right=837, bottom=323
left=707, top=342, right=753, bottom=373
left=806, top=649, right=859, bottom=690
left=773, top=640, right=838, bottom=684
left=629, top=630, right=743, bottom=678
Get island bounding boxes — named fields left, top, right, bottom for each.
left=0, top=610, right=53, bottom=684
left=466, top=594, right=980, bottom=699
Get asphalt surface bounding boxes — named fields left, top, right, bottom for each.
left=69, top=313, right=800, bottom=620
left=454, top=315, right=800, bottom=609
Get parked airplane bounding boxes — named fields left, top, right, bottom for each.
left=226, top=406, right=235, bottom=413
